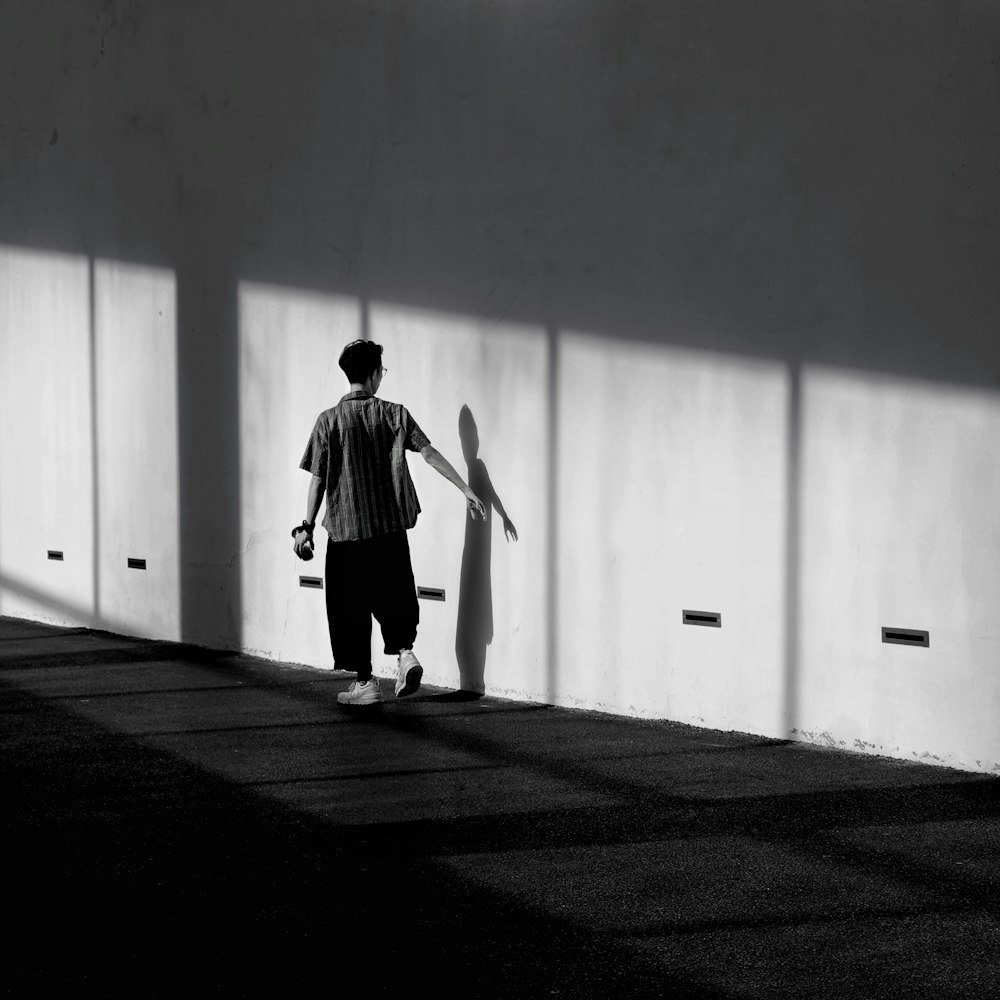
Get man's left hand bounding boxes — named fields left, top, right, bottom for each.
left=293, top=525, right=314, bottom=560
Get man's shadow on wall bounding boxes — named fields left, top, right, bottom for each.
left=454, top=404, right=517, bottom=696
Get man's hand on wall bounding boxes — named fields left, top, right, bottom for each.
left=465, top=489, right=486, bottom=521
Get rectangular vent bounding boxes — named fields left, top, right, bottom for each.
left=882, top=627, right=929, bottom=648
left=683, top=610, right=722, bottom=628
left=127, top=558, right=147, bottom=570
left=299, top=576, right=323, bottom=589
left=417, top=586, right=446, bottom=602
left=47, top=550, right=64, bottom=561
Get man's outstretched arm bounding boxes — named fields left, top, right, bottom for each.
left=420, top=445, right=486, bottom=519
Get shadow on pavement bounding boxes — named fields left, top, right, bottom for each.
left=3, top=620, right=1000, bottom=998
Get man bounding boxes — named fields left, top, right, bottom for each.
left=293, top=339, right=486, bottom=705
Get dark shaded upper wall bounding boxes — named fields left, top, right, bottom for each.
left=3, top=0, right=1000, bottom=386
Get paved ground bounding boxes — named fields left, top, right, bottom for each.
left=2, top=615, right=999, bottom=998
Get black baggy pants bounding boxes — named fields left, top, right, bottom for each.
left=324, top=530, right=419, bottom=679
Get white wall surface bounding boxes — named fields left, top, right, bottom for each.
left=2, top=0, right=1000, bottom=773
left=93, top=259, right=179, bottom=640
left=238, top=282, right=362, bottom=666
left=555, top=334, right=790, bottom=730
left=0, top=251, right=179, bottom=640
left=369, top=302, right=548, bottom=695
left=797, top=368, right=1000, bottom=768
left=0, top=247, right=95, bottom=626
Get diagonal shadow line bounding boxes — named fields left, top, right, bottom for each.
left=26, top=702, right=796, bottom=762
left=105, top=720, right=355, bottom=739
left=49, top=625, right=999, bottom=831
left=0, top=616, right=243, bottom=670
left=0, top=673, right=729, bottom=999
left=6, top=684, right=249, bottom=702
left=4, top=720, right=1000, bottom=983
left=0, top=643, right=236, bottom=669
left=6, top=623, right=1000, bottom=921
left=326, top=787, right=1000, bottom=939
left=242, top=762, right=501, bottom=787
left=186, top=665, right=1000, bottom=921
left=627, top=899, right=985, bottom=942
left=198, top=651, right=1000, bottom=827
left=377, top=691, right=553, bottom=716
left=0, top=629, right=91, bottom=642
left=160, top=743, right=796, bottom=782
left=331, top=781, right=1000, bottom=859
left=0, top=575, right=118, bottom=634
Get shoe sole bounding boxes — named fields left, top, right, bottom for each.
left=337, top=690, right=383, bottom=706
left=395, top=665, right=422, bottom=698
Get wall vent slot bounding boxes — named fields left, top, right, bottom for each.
left=417, top=586, right=446, bottom=602
left=882, top=627, right=929, bottom=647
left=127, top=558, right=147, bottom=570
left=47, top=550, right=64, bottom=561
left=683, top=610, right=721, bottom=628
left=299, top=576, right=323, bottom=590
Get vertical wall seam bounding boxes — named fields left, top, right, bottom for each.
left=783, top=360, right=802, bottom=737
left=89, top=255, right=100, bottom=622
left=546, top=325, right=559, bottom=699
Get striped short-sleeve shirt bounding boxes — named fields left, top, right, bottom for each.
left=300, top=391, right=431, bottom=542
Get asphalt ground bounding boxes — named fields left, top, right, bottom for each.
left=2, top=615, right=999, bottom=998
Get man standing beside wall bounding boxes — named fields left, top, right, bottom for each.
left=293, top=339, right=486, bottom=705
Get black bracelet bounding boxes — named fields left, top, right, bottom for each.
left=291, top=521, right=315, bottom=538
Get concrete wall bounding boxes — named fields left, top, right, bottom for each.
left=2, top=0, right=1000, bottom=772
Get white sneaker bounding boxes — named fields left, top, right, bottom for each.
left=337, top=678, right=383, bottom=705
left=395, top=649, right=423, bottom=697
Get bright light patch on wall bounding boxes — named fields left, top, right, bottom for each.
left=798, top=364, right=1000, bottom=755
left=800, top=365, right=1000, bottom=621
left=94, top=259, right=179, bottom=640
left=369, top=300, right=548, bottom=694
left=555, top=331, right=789, bottom=728
left=237, top=282, right=362, bottom=664
left=0, top=246, right=94, bottom=625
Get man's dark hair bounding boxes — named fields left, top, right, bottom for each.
left=339, top=340, right=383, bottom=384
